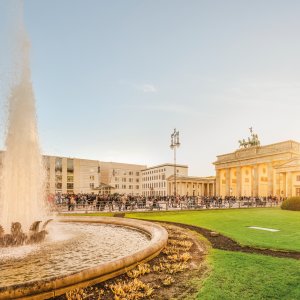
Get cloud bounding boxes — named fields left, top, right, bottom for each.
left=119, top=80, right=158, bottom=93
left=137, top=83, right=158, bottom=93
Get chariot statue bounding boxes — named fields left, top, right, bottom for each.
left=238, top=127, right=261, bottom=149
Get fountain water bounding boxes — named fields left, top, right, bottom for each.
left=0, top=3, right=168, bottom=298
left=0, top=4, right=49, bottom=244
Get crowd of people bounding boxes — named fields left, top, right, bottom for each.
left=47, top=193, right=284, bottom=212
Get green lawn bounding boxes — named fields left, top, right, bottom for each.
left=124, top=208, right=300, bottom=251
left=64, top=209, right=300, bottom=299
left=197, top=249, right=300, bottom=300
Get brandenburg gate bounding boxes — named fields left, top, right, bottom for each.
left=214, top=129, right=300, bottom=198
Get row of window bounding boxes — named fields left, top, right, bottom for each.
left=114, top=177, right=139, bottom=183
left=142, top=168, right=166, bottom=175
left=55, top=183, right=74, bottom=189
left=55, top=175, right=74, bottom=182
left=113, top=170, right=140, bottom=176
left=54, top=158, right=74, bottom=173
left=143, top=174, right=166, bottom=181
left=114, top=184, right=139, bottom=189
left=143, top=182, right=166, bottom=189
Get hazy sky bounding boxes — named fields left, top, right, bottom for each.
left=1, top=0, right=300, bottom=176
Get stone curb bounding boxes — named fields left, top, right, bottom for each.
left=0, top=217, right=168, bottom=300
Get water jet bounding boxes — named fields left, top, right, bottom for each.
left=0, top=3, right=167, bottom=299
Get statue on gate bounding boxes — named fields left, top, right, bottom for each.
left=238, top=127, right=261, bottom=149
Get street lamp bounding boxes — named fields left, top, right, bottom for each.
left=170, top=128, right=180, bottom=197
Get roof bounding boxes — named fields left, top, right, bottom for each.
left=167, top=175, right=215, bottom=181
left=141, top=163, right=188, bottom=172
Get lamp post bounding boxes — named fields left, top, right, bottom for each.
left=170, top=128, right=180, bottom=197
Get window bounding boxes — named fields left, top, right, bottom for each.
left=136, top=185, right=139, bottom=189
left=90, top=183, right=94, bottom=189
left=67, top=159, right=74, bottom=173
left=129, top=185, right=133, bottom=189
left=122, top=178, right=126, bottom=182
left=129, top=171, right=133, bottom=175
left=296, top=188, right=300, bottom=196
left=136, top=172, right=139, bottom=176
left=55, top=158, right=62, bottom=172
left=115, top=177, right=119, bottom=182
left=67, top=176, right=73, bottom=182
left=115, top=184, right=119, bottom=189
left=122, top=185, right=126, bottom=189
left=129, top=178, right=133, bottom=182
left=297, top=175, right=300, bottom=181
left=136, top=178, right=139, bottom=182
left=55, top=175, right=62, bottom=182
left=90, top=175, right=95, bottom=180
left=67, top=183, right=74, bottom=189
left=55, top=182, right=62, bottom=189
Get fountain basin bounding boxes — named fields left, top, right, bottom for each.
left=0, top=216, right=168, bottom=300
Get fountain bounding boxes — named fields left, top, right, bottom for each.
left=0, top=3, right=167, bottom=299
left=0, top=10, right=50, bottom=244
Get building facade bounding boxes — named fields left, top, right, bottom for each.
left=44, top=156, right=146, bottom=195
left=45, top=156, right=101, bottom=194
left=214, top=140, right=300, bottom=198
left=141, top=164, right=188, bottom=196
left=99, top=161, right=146, bottom=195
left=167, top=175, right=215, bottom=197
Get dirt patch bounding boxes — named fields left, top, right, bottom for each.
left=54, top=224, right=210, bottom=300
left=161, top=221, right=300, bottom=260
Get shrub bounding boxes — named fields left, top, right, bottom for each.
left=281, top=197, right=300, bottom=211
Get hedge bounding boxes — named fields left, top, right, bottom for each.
left=281, top=197, right=300, bottom=211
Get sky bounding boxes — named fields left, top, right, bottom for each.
left=0, top=0, right=300, bottom=176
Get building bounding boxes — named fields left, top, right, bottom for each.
left=99, top=161, right=146, bottom=195
left=45, top=156, right=101, bottom=194
left=44, top=156, right=146, bottom=195
left=141, top=163, right=188, bottom=196
left=214, top=134, right=300, bottom=197
left=0, top=149, right=215, bottom=197
left=167, top=175, right=215, bottom=197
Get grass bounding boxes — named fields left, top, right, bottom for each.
left=198, top=249, right=300, bottom=300
left=123, top=208, right=300, bottom=251
left=63, top=209, right=300, bottom=299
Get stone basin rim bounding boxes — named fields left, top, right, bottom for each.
left=0, top=216, right=168, bottom=300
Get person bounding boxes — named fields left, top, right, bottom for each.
left=70, top=194, right=76, bottom=211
